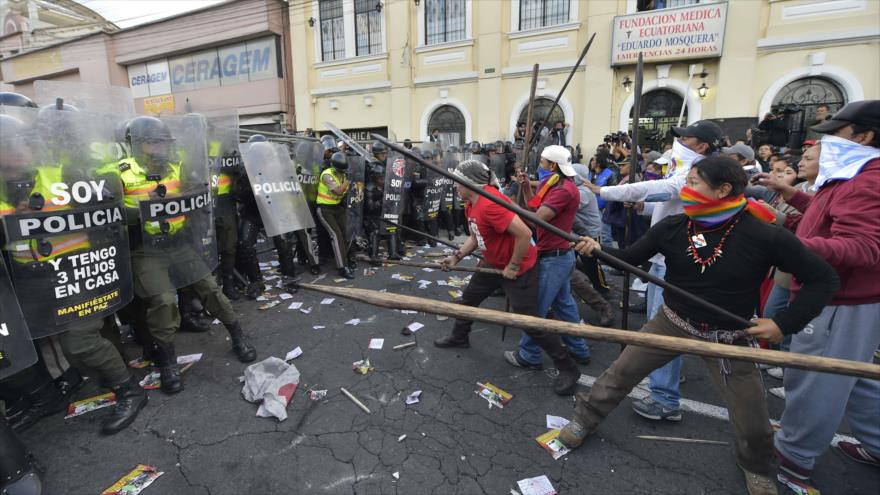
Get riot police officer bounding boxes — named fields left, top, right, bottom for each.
left=100, top=116, right=256, bottom=395
left=316, top=151, right=355, bottom=279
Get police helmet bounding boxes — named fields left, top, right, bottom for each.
left=320, top=135, right=338, bottom=152
left=0, top=92, right=37, bottom=108
left=371, top=141, right=387, bottom=154
left=126, top=116, right=175, bottom=166
left=484, top=142, right=496, bottom=153
left=467, top=141, right=482, bottom=154
left=447, top=145, right=460, bottom=153
left=330, top=151, right=348, bottom=170
left=420, top=149, right=434, bottom=160
left=247, top=134, right=268, bottom=143
left=368, top=163, right=385, bottom=177
left=0, top=115, right=31, bottom=169
left=504, top=141, right=513, bottom=153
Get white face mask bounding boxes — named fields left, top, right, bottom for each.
left=815, top=134, right=880, bottom=189
left=667, top=140, right=703, bottom=177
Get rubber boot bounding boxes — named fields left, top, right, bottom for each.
left=388, top=235, right=402, bottom=261
left=154, top=343, right=183, bottom=395
left=275, top=236, right=299, bottom=278
left=102, top=376, right=148, bottom=435
left=225, top=322, right=257, bottom=363
left=369, top=231, right=380, bottom=261
left=180, top=312, right=210, bottom=333
left=222, top=275, right=240, bottom=301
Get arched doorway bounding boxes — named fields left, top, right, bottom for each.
left=771, top=77, right=845, bottom=148
left=427, top=104, right=466, bottom=147
left=518, top=97, right=566, bottom=130
left=628, top=89, right=685, bottom=151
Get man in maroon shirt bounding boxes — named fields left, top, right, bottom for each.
left=757, top=100, right=880, bottom=479
left=506, top=145, right=591, bottom=372
left=433, top=159, right=580, bottom=395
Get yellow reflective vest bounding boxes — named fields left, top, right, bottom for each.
left=99, top=158, right=185, bottom=235
left=316, top=168, right=347, bottom=206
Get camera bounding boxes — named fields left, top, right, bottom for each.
left=772, top=104, right=802, bottom=115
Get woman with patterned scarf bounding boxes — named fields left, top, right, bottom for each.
left=558, top=156, right=840, bottom=495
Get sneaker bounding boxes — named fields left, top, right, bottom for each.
left=558, top=418, right=590, bottom=449
left=774, top=447, right=812, bottom=481
left=769, top=387, right=785, bottom=400
left=631, top=397, right=682, bottom=422
left=503, top=350, right=543, bottom=370
left=836, top=441, right=880, bottom=468
left=739, top=466, right=778, bottom=495
left=766, top=367, right=784, bottom=380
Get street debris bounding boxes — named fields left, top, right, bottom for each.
left=407, top=322, right=424, bottom=332
left=475, top=382, right=512, bottom=409
left=636, top=435, right=729, bottom=446
left=312, top=325, right=325, bottom=330
left=308, top=389, right=327, bottom=401
left=352, top=359, right=374, bottom=375
left=345, top=318, right=361, bottom=326
left=320, top=298, right=335, bottom=305
left=101, top=465, right=164, bottom=495
left=398, top=434, right=407, bottom=442
left=288, top=302, right=303, bottom=310
left=536, top=430, right=571, bottom=460
left=340, top=387, right=371, bottom=414
left=279, top=293, right=294, bottom=300
left=516, top=475, right=556, bottom=495
left=405, top=390, right=422, bottom=405
left=300, top=307, right=312, bottom=314
left=393, top=341, right=416, bottom=351
left=546, top=415, right=569, bottom=430
left=139, top=358, right=199, bottom=390
left=448, top=290, right=463, bottom=300
left=65, top=392, right=116, bottom=419
left=392, top=472, right=400, bottom=480
left=391, top=273, right=414, bottom=281
left=241, top=357, right=301, bottom=421
left=368, top=338, right=385, bottom=349
left=284, top=347, right=303, bottom=361
left=258, top=300, right=281, bottom=310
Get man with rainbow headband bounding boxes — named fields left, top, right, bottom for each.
left=584, top=120, right=724, bottom=423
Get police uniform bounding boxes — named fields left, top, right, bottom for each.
left=316, top=152, right=355, bottom=279
left=208, top=138, right=241, bottom=299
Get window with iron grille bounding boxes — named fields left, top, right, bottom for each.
left=425, top=0, right=466, bottom=46
left=355, top=0, right=383, bottom=56
left=320, top=0, right=345, bottom=61
left=519, top=0, right=570, bottom=31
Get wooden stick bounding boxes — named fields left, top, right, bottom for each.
left=298, top=284, right=880, bottom=380
left=370, top=134, right=755, bottom=329
left=355, top=255, right=502, bottom=275
left=520, top=63, right=539, bottom=173
left=637, top=435, right=729, bottom=446
left=393, top=341, right=417, bottom=350
left=340, top=387, right=371, bottom=414
left=380, top=218, right=483, bottom=259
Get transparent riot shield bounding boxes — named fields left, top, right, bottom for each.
left=127, top=114, right=217, bottom=296
left=417, top=143, right=444, bottom=221
left=380, top=149, right=409, bottom=234
left=240, top=141, right=315, bottom=237
left=487, top=139, right=508, bottom=187
left=0, top=260, right=37, bottom=379
left=293, top=141, right=323, bottom=206
left=345, top=153, right=366, bottom=240
left=1, top=106, right=134, bottom=337
left=442, top=147, right=463, bottom=211
left=203, top=108, right=241, bottom=215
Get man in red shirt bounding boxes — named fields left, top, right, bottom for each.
left=757, top=100, right=880, bottom=478
left=507, top=145, right=591, bottom=371
left=433, top=159, right=580, bottom=395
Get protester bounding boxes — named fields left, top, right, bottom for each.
left=571, top=163, right=614, bottom=303
left=723, top=142, right=759, bottom=178
left=432, top=159, right=581, bottom=395
left=756, top=100, right=880, bottom=480
left=560, top=156, right=840, bottom=495
left=756, top=144, right=774, bottom=172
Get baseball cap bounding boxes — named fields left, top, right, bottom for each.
left=810, top=100, right=880, bottom=134
left=540, top=145, right=576, bottom=176
left=646, top=150, right=662, bottom=163
left=570, top=163, right=591, bottom=185
left=670, top=120, right=724, bottom=150
left=721, top=142, right=755, bottom=162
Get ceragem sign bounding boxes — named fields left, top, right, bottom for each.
left=127, top=37, right=279, bottom=98
left=610, top=2, right=728, bottom=66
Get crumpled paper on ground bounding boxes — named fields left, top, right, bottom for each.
left=241, top=357, right=300, bottom=421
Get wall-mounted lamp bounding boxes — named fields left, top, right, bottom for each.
left=414, top=0, right=420, bottom=6
left=697, top=71, right=709, bottom=99
left=308, top=17, right=315, bottom=27
left=376, top=2, right=383, bottom=13
left=622, top=76, right=632, bottom=94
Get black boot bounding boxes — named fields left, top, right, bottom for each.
left=275, top=237, right=298, bottom=278
left=246, top=281, right=265, bottom=300
left=226, top=322, right=257, bottom=363
left=222, top=275, right=240, bottom=301
left=339, top=267, right=355, bottom=280
left=10, top=381, right=68, bottom=432
left=154, top=343, right=183, bottom=394
left=102, top=376, right=148, bottom=435
left=388, top=235, right=402, bottom=261
left=553, top=358, right=580, bottom=396
left=180, top=312, right=210, bottom=333
left=309, top=264, right=321, bottom=275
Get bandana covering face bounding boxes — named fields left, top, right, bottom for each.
left=644, top=171, right=661, bottom=181
left=537, top=165, right=554, bottom=182
left=680, top=186, right=776, bottom=227
left=667, top=140, right=703, bottom=178
left=815, top=134, right=880, bottom=189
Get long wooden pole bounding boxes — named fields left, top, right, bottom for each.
left=379, top=218, right=483, bottom=260
left=298, top=284, right=880, bottom=380
left=370, top=134, right=755, bottom=329
left=520, top=64, right=540, bottom=174
left=355, top=255, right=501, bottom=275
left=622, top=52, right=645, bottom=331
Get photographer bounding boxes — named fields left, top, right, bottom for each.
left=758, top=106, right=794, bottom=149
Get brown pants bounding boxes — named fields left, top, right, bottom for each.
left=573, top=308, right=775, bottom=476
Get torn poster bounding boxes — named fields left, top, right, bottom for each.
left=65, top=392, right=116, bottom=419
left=535, top=429, right=571, bottom=460
left=100, top=465, right=164, bottom=495
left=475, top=382, right=512, bottom=409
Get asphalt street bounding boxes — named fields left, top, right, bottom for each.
left=18, top=240, right=879, bottom=495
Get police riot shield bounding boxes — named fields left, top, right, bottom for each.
left=418, top=143, right=444, bottom=221
left=129, top=114, right=218, bottom=295
left=0, top=106, right=134, bottom=338
left=293, top=141, right=323, bottom=205
left=240, top=141, right=315, bottom=237
left=345, top=153, right=366, bottom=240
left=487, top=139, right=508, bottom=187
left=442, top=146, right=463, bottom=211
left=0, top=260, right=38, bottom=379
left=204, top=108, right=241, bottom=215
left=380, top=149, right=409, bottom=234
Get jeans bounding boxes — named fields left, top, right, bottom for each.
left=600, top=221, right=616, bottom=248
left=645, top=260, right=683, bottom=409
left=763, top=283, right=792, bottom=352
left=518, top=250, right=589, bottom=364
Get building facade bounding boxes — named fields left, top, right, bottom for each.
left=290, top=0, right=880, bottom=150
